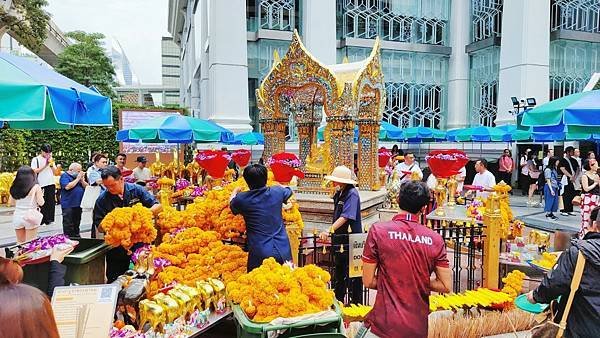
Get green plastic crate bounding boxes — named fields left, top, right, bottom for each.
left=233, top=301, right=343, bottom=338
left=22, top=238, right=110, bottom=292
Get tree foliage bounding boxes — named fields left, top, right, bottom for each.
left=55, top=30, right=116, bottom=97
left=0, top=0, right=49, bottom=52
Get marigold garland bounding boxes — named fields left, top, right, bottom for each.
left=227, top=258, right=334, bottom=322
left=100, top=203, right=157, bottom=250
left=156, top=176, right=305, bottom=238
left=149, top=227, right=247, bottom=296
left=501, top=270, right=526, bottom=300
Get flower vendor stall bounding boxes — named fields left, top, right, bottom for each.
left=68, top=145, right=344, bottom=338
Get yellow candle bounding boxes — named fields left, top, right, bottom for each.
left=155, top=152, right=160, bottom=162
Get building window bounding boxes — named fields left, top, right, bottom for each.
left=471, top=0, right=503, bottom=43
left=551, top=0, right=600, bottom=33
left=256, top=0, right=295, bottom=31
left=247, top=40, right=294, bottom=137
left=550, top=39, right=600, bottom=100
left=469, top=46, right=499, bottom=127
left=340, top=46, right=448, bottom=129
left=337, top=0, right=450, bottom=46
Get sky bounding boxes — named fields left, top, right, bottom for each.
left=46, top=0, right=169, bottom=85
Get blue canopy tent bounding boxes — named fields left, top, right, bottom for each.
left=0, top=52, right=112, bottom=129
left=226, top=132, right=264, bottom=145
left=317, top=121, right=403, bottom=141
left=116, top=115, right=234, bottom=144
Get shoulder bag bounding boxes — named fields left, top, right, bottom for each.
left=80, top=185, right=101, bottom=210
left=531, top=250, right=586, bottom=338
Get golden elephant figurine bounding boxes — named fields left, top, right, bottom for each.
left=138, top=299, right=166, bottom=333
left=196, top=280, right=215, bottom=311
left=175, top=284, right=202, bottom=313
left=152, top=293, right=182, bottom=323
left=168, top=289, right=194, bottom=319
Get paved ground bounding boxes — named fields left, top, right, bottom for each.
left=0, top=193, right=581, bottom=249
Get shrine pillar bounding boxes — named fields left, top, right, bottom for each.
left=327, top=118, right=354, bottom=171
left=296, top=122, right=315, bottom=168
left=261, top=118, right=287, bottom=161
left=357, top=120, right=380, bottom=190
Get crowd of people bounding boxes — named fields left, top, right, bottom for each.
left=3, top=142, right=600, bottom=338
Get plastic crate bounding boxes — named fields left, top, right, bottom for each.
left=22, top=238, right=110, bottom=291
left=233, top=301, right=343, bottom=338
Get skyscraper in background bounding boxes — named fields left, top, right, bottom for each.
left=108, top=37, right=140, bottom=86
left=161, top=36, right=181, bottom=105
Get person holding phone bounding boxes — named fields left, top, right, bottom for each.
left=31, top=144, right=57, bottom=225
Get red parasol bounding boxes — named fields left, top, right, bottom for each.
left=378, top=147, right=392, bottom=168
left=232, top=149, right=251, bottom=167
left=195, top=150, right=231, bottom=178
left=267, top=152, right=305, bottom=183
left=425, top=150, right=469, bottom=179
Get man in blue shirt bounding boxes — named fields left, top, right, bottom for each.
left=230, top=164, right=293, bottom=271
left=60, top=163, right=88, bottom=238
left=320, top=165, right=363, bottom=304
left=93, top=166, right=162, bottom=282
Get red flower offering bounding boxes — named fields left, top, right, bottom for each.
left=268, top=152, right=305, bottom=183
left=195, top=150, right=230, bottom=178
left=232, top=149, right=251, bottom=167
left=378, top=148, right=392, bottom=168
left=425, top=150, right=469, bottom=179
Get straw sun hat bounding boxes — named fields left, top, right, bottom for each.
left=324, top=166, right=357, bottom=185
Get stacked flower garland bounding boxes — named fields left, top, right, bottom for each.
left=501, top=270, right=526, bottom=300
left=227, top=258, right=335, bottom=322
left=100, top=203, right=157, bottom=250
left=156, top=179, right=248, bottom=238
left=149, top=227, right=247, bottom=296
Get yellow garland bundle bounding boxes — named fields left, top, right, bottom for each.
left=227, top=258, right=335, bottom=322
left=282, top=201, right=304, bottom=231
left=501, top=270, right=526, bottom=300
left=101, top=203, right=157, bottom=250
left=429, top=288, right=513, bottom=312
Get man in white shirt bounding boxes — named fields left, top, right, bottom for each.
left=471, top=159, right=496, bottom=199
left=543, top=149, right=553, bottom=168
left=31, top=144, right=57, bottom=225
left=395, top=152, right=423, bottom=183
left=133, top=156, right=152, bottom=185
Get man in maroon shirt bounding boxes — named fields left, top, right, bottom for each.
left=359, top=181, right=451, bottom=338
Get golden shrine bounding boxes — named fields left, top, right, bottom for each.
left=256, top=30, right=385, bottom=192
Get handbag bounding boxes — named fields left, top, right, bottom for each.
left=80, top=185, right=101, bottom=209
left=531, top=251, right=586, bottom=338
left=572, top=195, right=582, bottom=206
left=22, top=208, right=43, bottom=227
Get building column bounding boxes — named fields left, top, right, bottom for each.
left=198, top=0, right=209, bottom=120
left=446, top=0, right=470, bottom=129
left=301, top=0, right=336, bottom=65
left=496, top=0, right=550, bottom=125
left=207, top=0, right=252, bottom=133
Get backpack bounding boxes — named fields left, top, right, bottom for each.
left=538, top=166, right=546, bottom=188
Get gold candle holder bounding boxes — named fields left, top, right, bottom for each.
left=447, top=175, right=457, bottom=207
left=434, top=178, right=448, bottom=216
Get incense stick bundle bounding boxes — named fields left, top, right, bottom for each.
left=428, top=309, right=535, bottom=338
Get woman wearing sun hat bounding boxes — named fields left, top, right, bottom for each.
left=319, top=165, right=363, bottom=305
